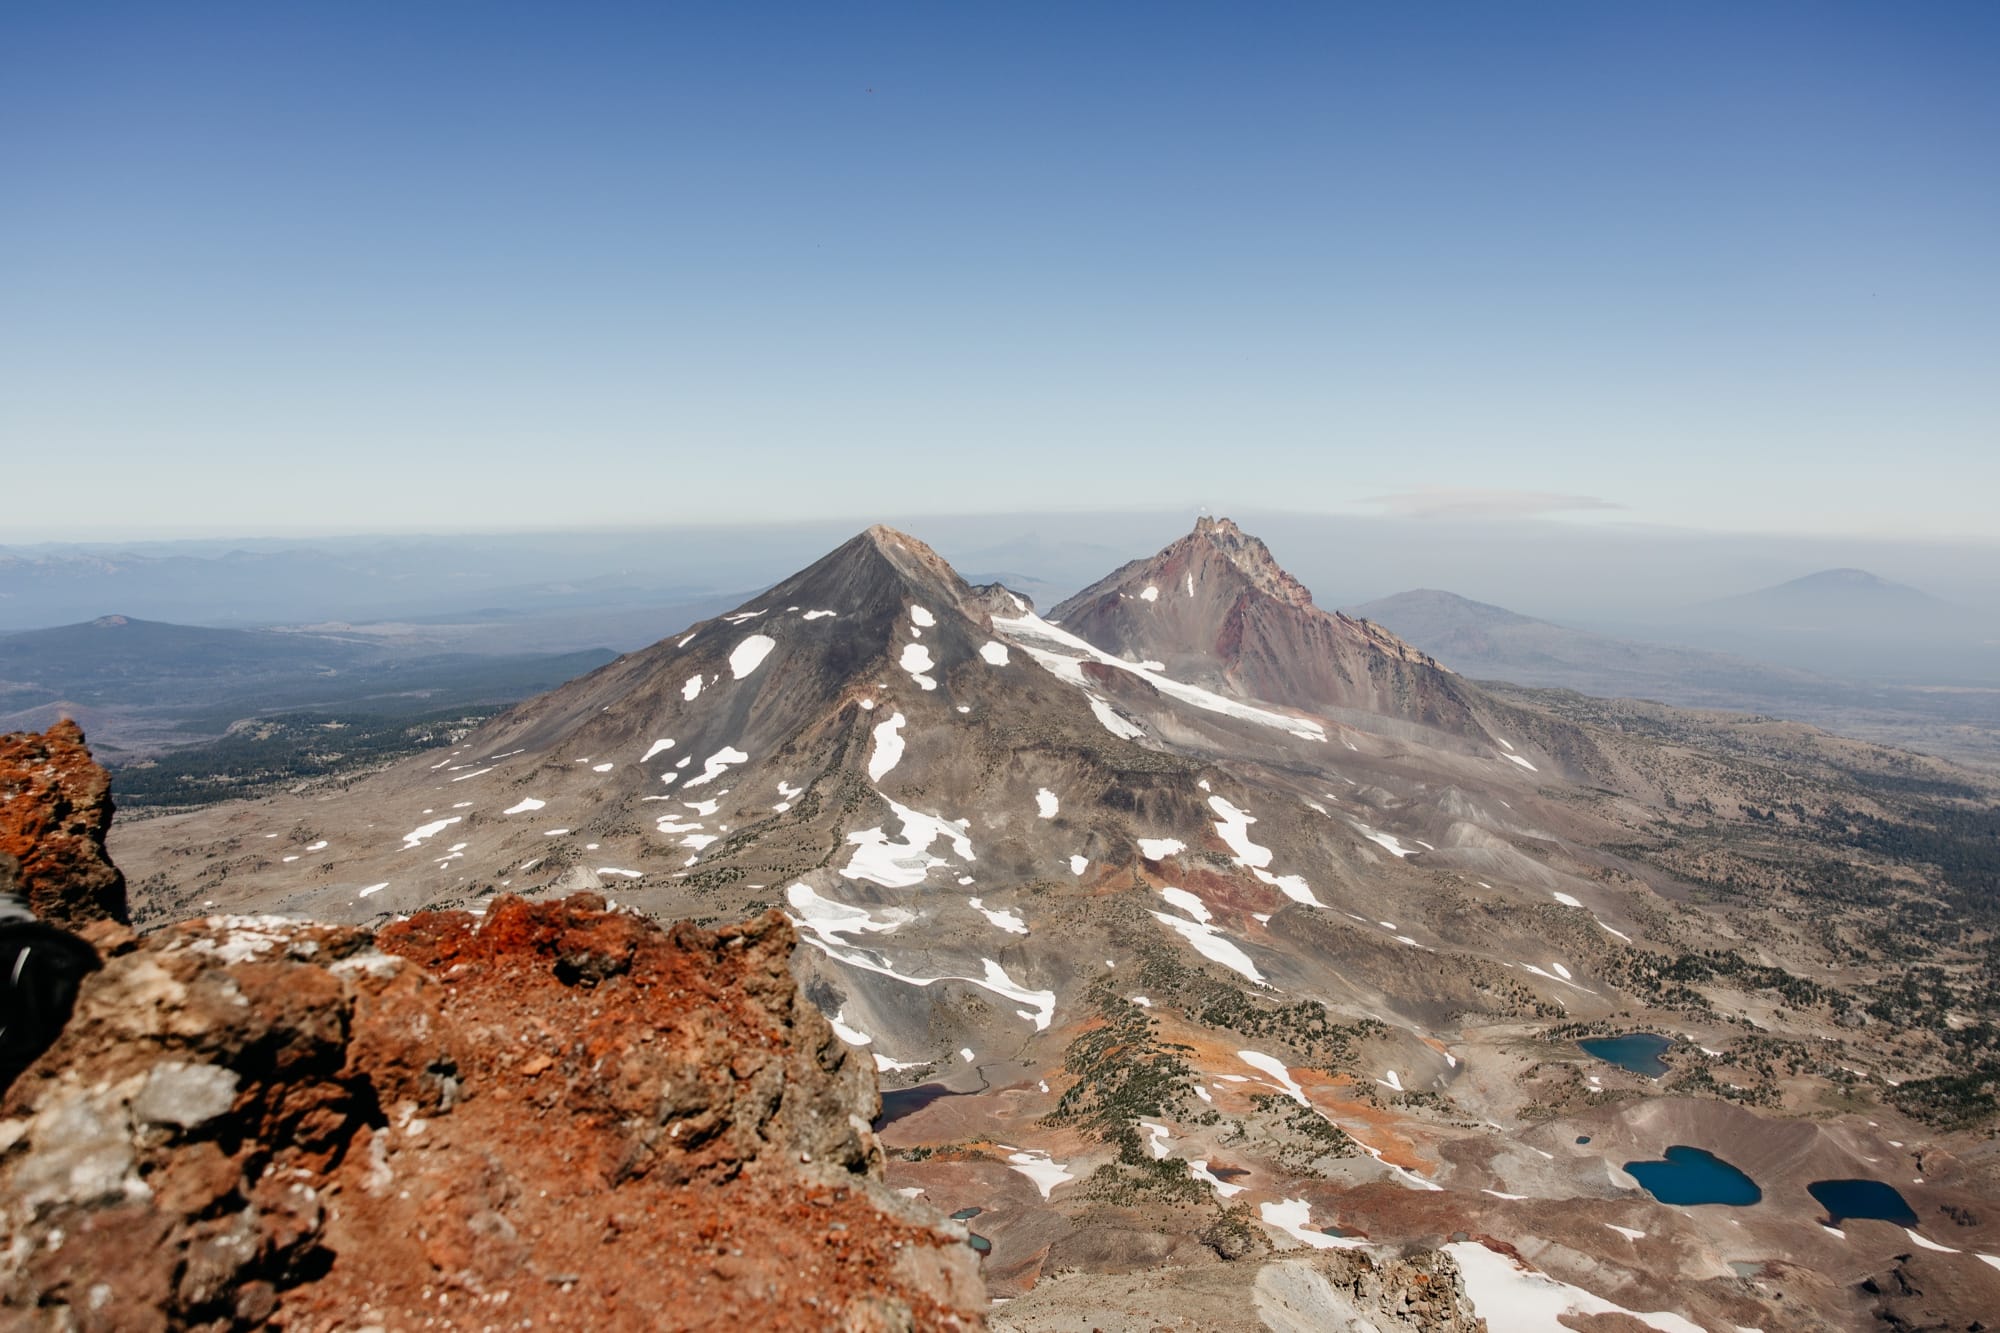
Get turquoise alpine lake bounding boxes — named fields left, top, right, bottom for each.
left=1579, top=1033, right=1673, bottom=1078
left=1624, top=1146, right=1763, bottom=1206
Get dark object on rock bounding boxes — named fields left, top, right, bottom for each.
left=0, top=720, right=128, bottom=929
left=0, top=856, right=102, bottom=1092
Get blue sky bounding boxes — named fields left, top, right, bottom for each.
left=4, top=3, right=1996, bottom=540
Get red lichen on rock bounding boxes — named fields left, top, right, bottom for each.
left=0, top=720, right=128, bottom=928
left=0, top=896, right=985, bottom=1330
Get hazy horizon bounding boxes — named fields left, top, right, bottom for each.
left=8, top=507, right=2000, bottom=627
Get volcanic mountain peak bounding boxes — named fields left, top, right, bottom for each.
left=752, top=524, right=980, bottom=626
left=1043, top=518, right=1481, bottom=738
left=1188, top=515, right=1315, bottom=608
left=859, top=523, right=957, bottom=582
left=1048, top=516, right=1312, bottom=626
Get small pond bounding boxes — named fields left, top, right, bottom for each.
left=943, top=1207, right=993, bottom=1254
left=1579, top=1032, right=1673, bottom=1078
left=1624, top=1145, right=1762, bottom=1206
left=1807, top=1179, right=1918, bottom=1228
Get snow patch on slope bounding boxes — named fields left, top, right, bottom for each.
left=729, top=634, right=777, bottom=679
left=842, top=798, right=976, bottom=888
left=968, top=897, right=1028, bottom=935
left=994, top=611, right=1326, bottom=742
left=899, top=642, right=938, bottom=690
left=1152, top=911, right=1262, bottom=983
left=1089, top=698, right=1147, bottom=742
left=682, top=746, right=749, bottom=789
left=1443, top=1242, right=1703, bottom=1333
left=868, top=712, right=907, bottom=783
left=401, top=817, right=461, bottom=849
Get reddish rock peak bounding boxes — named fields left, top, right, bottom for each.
left=1048, top=518, right=1482, bottom=737
left=860, top=523, right=966, bottom=592
left=0, top=720, right=127, bottom=929
left=1185, top=515, right=1315, bottom=609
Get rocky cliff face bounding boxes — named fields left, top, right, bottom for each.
left=1, top=884, right=985, bottom=1329
left=0, top=720, right=127, bottom=930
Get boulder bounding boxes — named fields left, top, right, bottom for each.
left=0, top=720, right=127, bottom=929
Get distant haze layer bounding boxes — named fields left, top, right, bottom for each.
left=5, top=510, right=1999, bottom=635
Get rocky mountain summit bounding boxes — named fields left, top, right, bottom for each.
left=1049, top=517, right=1480, bottom=740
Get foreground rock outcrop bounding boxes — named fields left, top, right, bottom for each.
left=0, top=720, right=127, bottom=931
left=1252, top=1249, right=1484, bottom=1333
left=1, top=894, right=985, bottom=1330
left=987, top=1247, right=1486, bottom=1332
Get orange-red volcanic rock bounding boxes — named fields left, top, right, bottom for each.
left=0, top=896, right=984, bottom=1330
left=0, top=720, right=127, bottom=928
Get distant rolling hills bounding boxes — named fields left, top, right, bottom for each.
left=1350, top=588, right=2000, bottom=772
left=1346, top=590, right=1829, bottom=702
left=0, top=614, right=618, bottom=764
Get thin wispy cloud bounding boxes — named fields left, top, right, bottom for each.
left=1363, top=489, right=1627, bottom=520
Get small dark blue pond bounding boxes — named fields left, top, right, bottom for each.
left=1580, top=1032, right=1674, bottom=1078
left=1808, top=1179, right=1918, bottom=1228
left=1624, top=1146, right=1763, bottom=1206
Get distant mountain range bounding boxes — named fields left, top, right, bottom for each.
left=0, top=536, right=804, bottom=632
left=1350, top=586, right=2000, bottom=771
left=1645, top=567, right=1990, bottom=683
left=0, top=614, right=617, bottom=756
left=1691, top=567, right=1957, bottom=631
left=1347, top=589, right=1828, bottom=702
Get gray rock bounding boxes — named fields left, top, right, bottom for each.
left=132, top=1061, right=239, bottom=1130
left=9, top=1090, right=138, bottom=1213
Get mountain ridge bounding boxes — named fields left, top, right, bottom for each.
left=96, top=517, right=2000, bottom=1331
left=1049, top=518, right=1485, bottom=744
